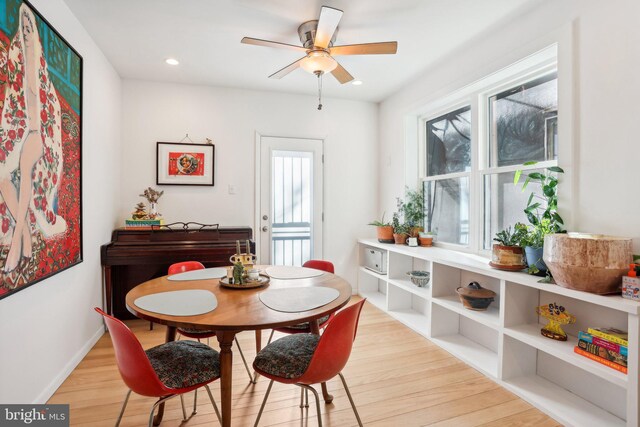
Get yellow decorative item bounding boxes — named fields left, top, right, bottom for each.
left=230, top=240, right=256, bottom=270
left=536, top=303, right=576, bottom=341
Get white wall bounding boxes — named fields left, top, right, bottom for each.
left=379, top=0, right=640, bottom=251
left=0, top=0, right=122, bottom=403
left=121, top=80, right=377, bottom=285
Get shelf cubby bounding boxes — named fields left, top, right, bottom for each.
left=502, top=335, right=626, bottom=426
left=387, top=283, right=430, bottom=337
left=357, top=267, right=387, bottom=310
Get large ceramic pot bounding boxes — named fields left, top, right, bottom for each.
left=544, top=233, right=632, bottom=294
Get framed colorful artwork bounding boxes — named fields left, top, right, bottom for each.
left=156, top=142, right=215, bottom=186
left=0, top=0, right=83, bottom=300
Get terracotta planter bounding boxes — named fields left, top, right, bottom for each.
left=544, top=233, right=632, bottom=294
left=419, top=237, right=433, bottom=247
left=376, top=226, right=394, bottom=243
left=393, top=233, right=408, bottom=244
left=490, top=244, right=525, bottom=271
left=409, top=226, right=424, bottom=238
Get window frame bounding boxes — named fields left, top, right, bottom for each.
left=418, top=48, right=559, bottom=255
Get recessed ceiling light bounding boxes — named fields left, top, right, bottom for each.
left=165, top=58, right=180, bottom=66
left=352, top=80, right=363, bottom=86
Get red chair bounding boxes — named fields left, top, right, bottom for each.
left=253, top=299, right=366, bottom=427
left=266, top=260, right=335, bottom=344
left=95, top=308, right=221, bottom=426
left=168, top=261, right=254, bottom=384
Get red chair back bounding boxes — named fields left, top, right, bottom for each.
left=298, top=299, right=365, bottom=384
left=95, top=308, right=169, bottom=397
left=302, top=260, right=335, bottom=274
left=168, top=261, right=205, bottom=275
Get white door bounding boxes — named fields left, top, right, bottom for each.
left=256, top=135, right=323, bottom=266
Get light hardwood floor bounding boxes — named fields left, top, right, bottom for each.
left=49, top=299, right=560, bottom=426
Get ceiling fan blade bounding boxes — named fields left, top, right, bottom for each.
left=314, top=6, right=343, bottom=49
left=331, top=42, right=398, bottom=56
left=269, top=56, right=306, bottom=79
left=331, top=62, right=354, bottom=84
left=241, top=37, right=306, bottom=53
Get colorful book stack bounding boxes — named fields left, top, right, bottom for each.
left=574, top=327, right=628, bottom=374
left=125, top=219, right=164, bottom=229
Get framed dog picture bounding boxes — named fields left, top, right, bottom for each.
left=0, top=0, right=83, bottom=299
left=156, top=142, right=215, bottom=186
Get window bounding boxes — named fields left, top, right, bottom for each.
left=420, top=61, right=558, bottom=251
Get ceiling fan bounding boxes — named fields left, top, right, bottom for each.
left=241, top=5, right=397, bottom=108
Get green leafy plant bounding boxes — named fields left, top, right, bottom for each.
left=368, top=212, right=391, bottom=227
left=396, top=187, right=425, bottom=228
left=493, top=222, right=528, bottom=246
left=392, top=213, right=410, bottom=235
left=514, top=161, right=565, bottom=241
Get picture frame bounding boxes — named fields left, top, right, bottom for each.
left=156, top=142, right=215, bottom=186
left=0, top=0, right=83, bottom=299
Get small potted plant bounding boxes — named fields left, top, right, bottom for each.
left=368, top=213, right=394, bottom=243
left=490, top=223, right=527, bottom=270
left=392, top=213, right=410, bottom=244
left=514, top=163, right=565, bottom=276
left=397, top=187, right=425, bottom=237
left=418, top=230, right=435, bottom=247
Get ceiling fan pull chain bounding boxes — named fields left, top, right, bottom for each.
left=317, top=71, right=323, bottom=110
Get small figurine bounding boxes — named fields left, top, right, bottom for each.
left=233, top=261, right=245, bottom=285
left=536, top=302, right=576, bottom=341
left=131, top=202, right=148, bottom=220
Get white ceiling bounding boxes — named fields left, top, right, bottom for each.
left=64, top=0, right=535, bottom=103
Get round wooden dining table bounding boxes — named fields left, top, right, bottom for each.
left=126, top=266, right=353, bottom=427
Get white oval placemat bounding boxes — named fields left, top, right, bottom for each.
left=265, top=266, right=325, bottom=280
left=134, top=290, right=217, bottom=316
left=259, top=287, right=339, bottom=313
left=167, top=267, right=227, bottom=281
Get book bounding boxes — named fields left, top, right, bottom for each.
left=587, top=327, right=628, bottom=347
left=574, top=347, right=628, bottom=374
left=577, top=339, right=627, bottom=367
left=578, top=331, right=627, bottom=357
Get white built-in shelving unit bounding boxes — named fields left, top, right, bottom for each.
left=357, top=238, right=640, bottom=427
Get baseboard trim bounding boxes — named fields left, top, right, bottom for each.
left=36, top=325, right=105, bottom=404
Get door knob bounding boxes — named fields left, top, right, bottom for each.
left=262, top=226, right=268, bottom=232
left=262, top=215, right=268, bottom=220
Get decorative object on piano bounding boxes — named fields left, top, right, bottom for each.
left=0, top=1, right=83, bottom=300
left=406, top=271, right=430, bottom=288
left=544, top=233, right=632, bottom=294
left=139, top=187, right=164, bottom=220
left=230, top=240, right=257, bottom=270
left=126, top=202, right=163, bottom=229
left=156, top=142, right=215, bottom=186
left=489, top=223, right=527, bottom=271
left=456, top=281, right=496, bottom=311
left=536, top=302, right=575, bottom=341
left=131, top=202, right=148, bottom=220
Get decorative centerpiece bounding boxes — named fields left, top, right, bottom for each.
left=220, top=242, right=268, bottom=289
left=536, top=302, right=575, bottom=341
left=140, top=187, right=164, bottom=220
left=229, top=240, right=257, bottom=269
left=126, top=187, right=165, bottom=229
left=544, top=233, right=632, bottom=294
left=456, top=282, right=496, bottom=311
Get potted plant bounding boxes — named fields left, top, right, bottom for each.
left=368, top=213, right=394, bottom=243
left=514, top=162, right=565, bottom=276
left=418, top=230, right=435, bottom=247
left=397, top=187, right=425, bottom=237
left=490, top=223, right=527, bottom=270
left=392, top=213, right=410, bottom=244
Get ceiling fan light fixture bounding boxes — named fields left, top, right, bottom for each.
left=300, top=51, right=337, bottom=74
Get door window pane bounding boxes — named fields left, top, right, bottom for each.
left=426, top=106, right=471, bottom=176
left=483, top=170, right=544, bottom=250
left=423, top=177, right=469, bottom=245
left=488, top=73, right=558, bottom=167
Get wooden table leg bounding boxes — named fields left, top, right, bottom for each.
left=309, top=320, right=334, bottom=404
left=152, top=326, right=177, bottom=426
left=216, top=330, right=236, bottom=427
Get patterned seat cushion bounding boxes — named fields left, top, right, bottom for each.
left=178, top=327, right=216, bottom=337
left=279, top=315, right=331, bottom=331
left=146, top=340, right=220, bottom=389
left=254, top=333, right=320, bottom=379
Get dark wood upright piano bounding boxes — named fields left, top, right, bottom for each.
left=101, top=224, right=253, bottom=319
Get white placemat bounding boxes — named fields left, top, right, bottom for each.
left=265, top=266, right=325, bottom=279
left=259, top=287, right=339, bottom=313
left=134, top=290, right=217, bottom=316
left=167, top=267, right=227, bottom=281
